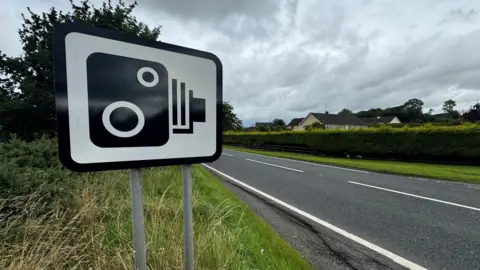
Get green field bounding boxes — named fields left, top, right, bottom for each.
left=225, top=145, right=480, bottom=184
left=0, top=138, right=312, bottom=269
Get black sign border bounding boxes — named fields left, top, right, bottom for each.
left=53, top=22, right=222, bottom=172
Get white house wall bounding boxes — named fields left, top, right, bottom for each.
left=390, top=117, right=401, bottom=124
left=298, top=114, right=321, bottom=130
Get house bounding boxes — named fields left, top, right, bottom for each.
left=362, top=116, right=401, bottom=125
left=287, top=118, right=304, bottom=131
left=433, top=113, right=448, bottom=118
left=255, top=122, right=273, bottom=128
left=297, top=112, right=366, bottom=130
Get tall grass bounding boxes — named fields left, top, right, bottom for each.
left=0, top=137, right=311, bottom=269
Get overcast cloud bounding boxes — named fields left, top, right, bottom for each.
left=2, top=0, right=480, bottom=126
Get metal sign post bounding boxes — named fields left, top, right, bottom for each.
left=130, top=169, right=147, bottom=270
left=182, top=165, right=194, bottom=270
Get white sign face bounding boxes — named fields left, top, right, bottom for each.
left=53, top=23, right=222, bottom=172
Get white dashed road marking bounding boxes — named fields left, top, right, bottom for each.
left=244, top=158, right=304, bottom=173
left=349, top=181, right=480, bottom=212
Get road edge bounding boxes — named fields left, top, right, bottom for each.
left=203, top=163, right=427, bottom=270
left=224, top=146, right=480, bottom=186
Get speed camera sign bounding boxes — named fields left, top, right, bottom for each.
left=53, top=22, right=223, bottom=172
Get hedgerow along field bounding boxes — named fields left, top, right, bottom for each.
left=224, top=124, right=480, bottom=164
left=0, top=137, right=312, bottom=270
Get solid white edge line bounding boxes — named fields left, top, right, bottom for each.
left=202, top=164, right=427, bottom=270
left=225, top=149, right=369, bottom=174
left=349, top=181, right=480, bottom=212
left=245, top=158, right=304, bottom=173
left=222, top=153, right=234, bottom=156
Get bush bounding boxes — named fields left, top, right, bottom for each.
left=223, top=124, right=480, bottom=162
left=257, top=125, right=271, bottom=132
left=311, top=122, right=325, bottom=129
left=0, top=136, right=80, bottom=215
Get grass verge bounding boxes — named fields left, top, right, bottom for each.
left=0, top=137, right=312, bottom=269
left=224, top=145, right=480, bottom=184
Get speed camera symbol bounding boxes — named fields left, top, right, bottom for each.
left=86, top=53, right=206, bottom=148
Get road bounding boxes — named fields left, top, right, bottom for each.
left=204, top=149, right=480, bottom=270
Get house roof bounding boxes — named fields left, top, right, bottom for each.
left=309, top=113, right=366, bottom=126
left=362, top=116, right=397, bottom=124
left=287, top=118, right=304, bottom=126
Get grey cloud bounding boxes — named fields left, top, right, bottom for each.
left=3, top=0, right=480, bottom=124
left=139, top=0, right=296, bottom=48
left=241, top=24, right=480, bottom=119
left=439, top=8, right=478, bottom=24
left=449, top=8, right=478, bottom=20
left=282, top=0, right=299, bottom=30
left=141, top=0, right=279, bottom=22
left=287, top=29, right=480, bottom=115
left=297, top=4, right=346, bottom=46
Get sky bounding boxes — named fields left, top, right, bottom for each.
left=1, top=0, right=480, bottom=127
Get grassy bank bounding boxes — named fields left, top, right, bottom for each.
left=225, top=145, right=480, bottom=184
left=0, top=137, right=312, bottom=269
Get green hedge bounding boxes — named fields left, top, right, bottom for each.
left=223, top=124, right=480, bottom=163
left=367, top=122, right=461, bottom=128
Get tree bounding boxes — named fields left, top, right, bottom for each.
left=355, top=108, right=383, bottom=118
left=402, top=98, right=424, bottom=122
left=403, top=98, right=424, bottom=113
left=222, top=101, right=242, bottom=131
left=272, top=119, right=285, bottom=127
left=462, top=102, right=480, bottom=123
left=0, top=0, right=161, bottom=140
left=442, top=99, right=460, bottom=119
left=442, top=99, right=456, bottom=114
left=338, top=108, right=353, bottom=116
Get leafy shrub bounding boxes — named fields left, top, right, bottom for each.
left=311, top=122, right=325, bottom=129
left=0, top=136, right=60, bottom=169
left=0, top=136, right=79, bottom=213
left=257, top=125, right=272, bottom=132
left=224, top=124, right=480, bottom=162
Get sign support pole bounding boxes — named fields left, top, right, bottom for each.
left=182, top=164, right=194, bottom=270
left=130, top=168, right=147, bottom=270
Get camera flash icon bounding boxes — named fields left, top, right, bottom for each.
left=171, top=79, right=206, bottom=134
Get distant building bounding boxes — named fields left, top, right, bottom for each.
left=297, top=112, right=367, bottom=130
left=255, top=122, right=273, bottom=128
left=362, top=116, right=401, bottom=125
left=287, top=118, right=304, bottom=131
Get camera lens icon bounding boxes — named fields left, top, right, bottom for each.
left=137, top=67, right=159, bottom=87
left=102, top=101, right=145, bottom=138
left=101, top=67, right=159, bottom=138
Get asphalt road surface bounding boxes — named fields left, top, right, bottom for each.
left=204, top=149, right=480, bottom=270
